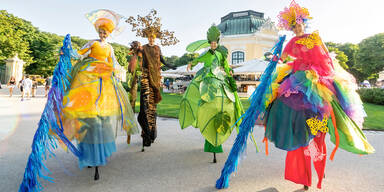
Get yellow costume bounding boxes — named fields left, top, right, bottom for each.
left=62, top=15, right=138, bottom=169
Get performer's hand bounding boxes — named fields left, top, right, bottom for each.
left=60, top=51, right=64, bottom=55
left=187, top=63, right=192, bottom=71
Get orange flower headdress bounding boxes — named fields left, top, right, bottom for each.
left=278, top=1, right=312, bottom=31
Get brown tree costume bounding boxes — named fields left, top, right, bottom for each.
left=126, top=9, right=178, bottom=150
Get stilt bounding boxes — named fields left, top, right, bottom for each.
left=213, top=152, right=217, bottom=163
left=303, top=185, right=308, bottom=191
left=94, top=166, right=99, bottom=180
left=127, top=135, right=131, bottom=144
left=141, top=141, right=145, bottom=152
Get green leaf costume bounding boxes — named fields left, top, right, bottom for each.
left=179, top=26, right=243, bottom=153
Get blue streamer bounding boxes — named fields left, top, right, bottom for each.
left=19, top=34, right=81, bottom=192
left=215, top=35, right=286, bottom=189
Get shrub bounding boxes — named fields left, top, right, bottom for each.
left=357, top=88, right=384, bottom=105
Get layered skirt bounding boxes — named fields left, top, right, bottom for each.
left=264, top=64, right=374, bottom=188
left=62, top=58, right=139, bottom=168
left=179, top=67, right=242, bottom=153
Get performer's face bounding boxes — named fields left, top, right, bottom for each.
left=98, top=28, right=109, bottom=41
left=148, top=36, right=156, bottom=46
left=210, top=41, right=218, bottom=50
left=292, top=23, right=305, bottom=36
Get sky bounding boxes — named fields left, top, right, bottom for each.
left=1, top=0, right=384, bottom=57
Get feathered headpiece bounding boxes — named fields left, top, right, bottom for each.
left=125, top=9, right=179, bottom=46
left=86, top=9, right=124, bottom=35
left=278, top=1, right=312, bottom=31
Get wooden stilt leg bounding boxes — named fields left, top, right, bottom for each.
left=127, top=135, right=131, bottom=144
left=213, top=153, right=217, bottom=163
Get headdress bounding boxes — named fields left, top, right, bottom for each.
left=86, top=9, right=124, bottom=35
left=207, top=25, right=221, bottom=43
left=125, top=9, right=179, bottom=46
left=278, top=1, right=312, bottom=31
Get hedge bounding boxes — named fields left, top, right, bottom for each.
left=357, top=88, right=384, bottom=105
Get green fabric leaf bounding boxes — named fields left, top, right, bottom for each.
left=223, top=85, right=235, bottom=102
left=214, top=111, right=231, bottom=135
left=328, top=101, right=375, bottom=154
left=186, top=40, right=210, bottom=53
left=200, top=78, right=218, bottom=102
left=216, top=45, right=228, bottom=58
left=211, top=65, right=226, bottom=80
left=178, top=81, right=200, bottom=129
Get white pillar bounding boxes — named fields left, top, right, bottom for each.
left=5, top=54, right=25, bottom=83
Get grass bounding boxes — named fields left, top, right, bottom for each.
left=363, top=103, right=384, bottom=131
left=133, top=92, right=384, bottom=131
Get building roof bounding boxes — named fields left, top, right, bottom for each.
left=233, top=59, right=268, bottom=74
left=218, top=10, right=266, bottom=36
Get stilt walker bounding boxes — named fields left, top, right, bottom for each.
left=19, top=9, right=139, bottom=191
left=126, top=10, right=178, bottom=151
left=179, top=25, right=244, bottom=163
left=216, top=1, right=374, bottom=190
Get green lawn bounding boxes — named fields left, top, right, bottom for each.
left=363, top=103, right=384, bottom=130
left=133, top=92, right=384, bottom=131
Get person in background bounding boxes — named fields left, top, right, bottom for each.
left=22, top=75, right=32, bottom=100
left=165, top=79, right=170, bottom=90
left=44, top=76, right=51, bottom=97
left=31, top=77, right=38, bottom=97
left=18, top=76, right=25, bottom=100
left=7, top=76, right=16, bottom=97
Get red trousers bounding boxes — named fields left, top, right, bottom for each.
left=285, top=133, right=327, bottom=189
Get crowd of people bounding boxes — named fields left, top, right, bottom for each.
left=3, top=75, right=51, bottom=100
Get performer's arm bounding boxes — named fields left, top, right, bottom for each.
left=160, top=53, right=177, bottom=70
left=77, top=40, right=96, bottom=57
left=188, top=51, right=208, bottom=70
left=223, top=59, right=233, bottom=76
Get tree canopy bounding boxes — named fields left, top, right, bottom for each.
left=356, top=33, right=384, bottom=81
left=0, top=10, right=130, bottom=76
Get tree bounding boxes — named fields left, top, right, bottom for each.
left=0, top=10, right=34, bottom=65
left=337, top=43, right=359, bottom=69
left=325, top=42, right=349, bottom=69
left=25, top=33, right=61, bottom=76
left=162, top=53, right=198, bottom=70
left=110, top=43, right=130, bottom=68
left=356, top=33, right=384, bottom=81
left=175, top=53, right=199, bottom=66
left=336, top=43, right=364, bottom=81
left=164, top=55, right=179, bottom=65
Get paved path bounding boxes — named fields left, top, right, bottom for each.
left=0, top=87, right=383, bottom=192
